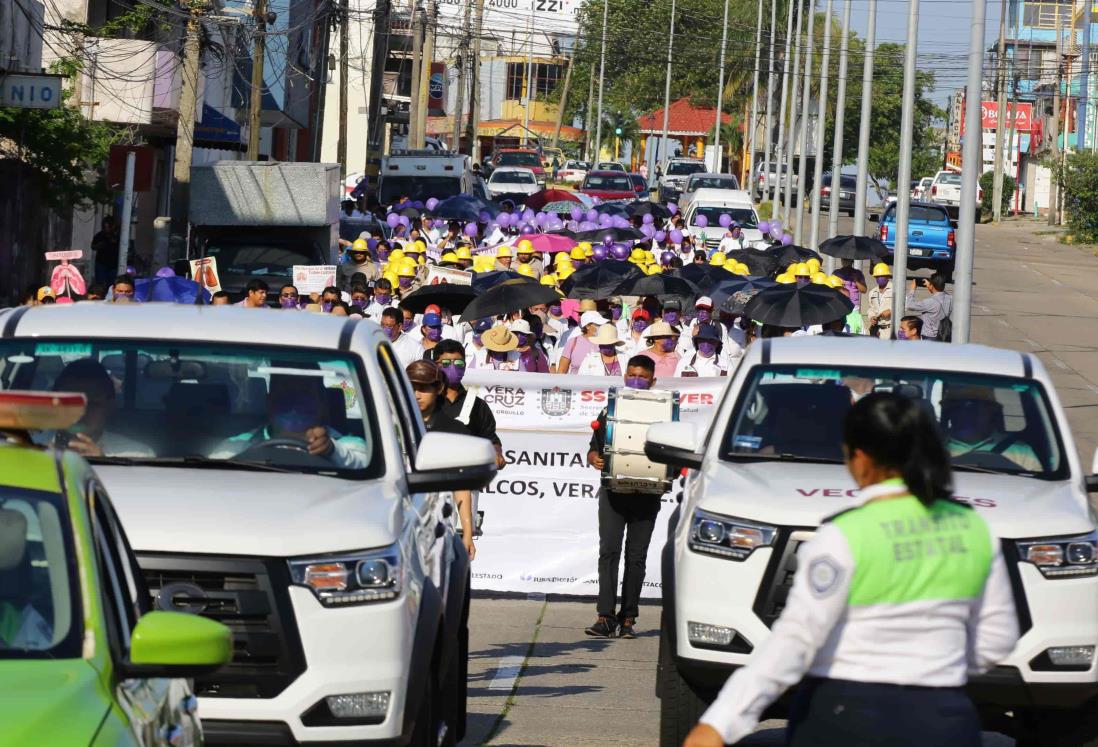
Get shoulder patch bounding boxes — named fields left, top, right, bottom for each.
left=807, top=555, right=844, bottom=597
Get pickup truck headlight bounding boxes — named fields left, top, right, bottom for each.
left=689, top=508, right=777, bottom=560
left=1016, top=531, right=1098, bottom=578
left=289, top=545, right=403, bottom=605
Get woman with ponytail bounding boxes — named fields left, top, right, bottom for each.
left=685, top=392, right=1020, bottom=747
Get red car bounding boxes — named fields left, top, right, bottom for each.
left=580, top=171, right=639, bottom=200
left=492, top=148, right=546, bottom=184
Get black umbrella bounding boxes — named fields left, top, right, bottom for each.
left=430, top=194, right=502, bottom=222
left=461, top=279, right=560, bottom=320
left=626, top=201, right=672, bottom=220
left=743, top=284, right=854, bottom=327
left=397, top=205, right=422, bottom=219
left=471, top=269, right=536, bottom=294
left=772, top=244, right=823, bottom=266
left=709, top=276, right=779, bottom=314
left=399, top=283, right=478, bottom=314
left=560, top=260, right=645, bottom=300
left=818, top=234, right=889, bottom=260
left=724, top=249, right=782, bottom=277
left=543, top=226, right=579, bottom=239
left=592, top=202, right=630, bottom=216
left=574, top=226, right=646, bottom=244
left=615, top=274, right=701, bottom=307
left=673, top=264, right=731, bottom=293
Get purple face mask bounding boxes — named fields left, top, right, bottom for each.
left=398, top=277, right=412, bottom=289
left=402, top=319, right=416, bottom=332
left=280, top=297, right=297, bottom=309
left=599, top=344, right=618, bottom=356
left=572, top=260, right=584, bottom=270
left=695, top=310, right=711, bottom=323
left=697, top=340, right=717, bottom=357
left=374, top=293, right=391, bottom=305
left=425, top=327, right=442, bottom=342
left=795, top=278, right=810, bottom=287
left=610, top=307, right=622, bottom=320
left=549, top=305, right=562, bottom=316
left=385, top=325, right=400, bottom=340
left=876, top=276, right=890, bottom=289
left=322, top=301, right=333, bottom=313
left=896, top=329, right=908, bottom=340
left=632, top=319, right=648, bottom=333
left=624, top=375, right=651, bottom=390
left=663, top=311, right=679, bottom=325
left=351, top=298, right=366, bottom=309
left=658, top=337, right=676, bottom=353
left=515, top=333, right=529, bottom=347
left=441, top=363, right=465, bottom=385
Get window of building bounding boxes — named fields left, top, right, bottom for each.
left=1023, top=1, right=1072, bottom=30
left=505, top=62, right=563, bottom=101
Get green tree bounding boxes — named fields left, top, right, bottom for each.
left=978, top=171, right=1016, bottom=217
left=1057, top=151, right=1098, bottom=242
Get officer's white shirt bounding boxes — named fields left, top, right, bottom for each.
left=699, top=481, right=1020, bottom=745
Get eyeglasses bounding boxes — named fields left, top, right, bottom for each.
left=437, top=360, right=466, bottom=368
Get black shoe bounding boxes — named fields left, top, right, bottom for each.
left=618, top=617, right=636, bottom=639
left=584, top=616, right=617, bottom=638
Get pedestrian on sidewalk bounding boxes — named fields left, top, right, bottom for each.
left=906, top=273, right=954, bottom=342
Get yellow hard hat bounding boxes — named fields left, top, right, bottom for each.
left=455, top=247, right=472, bottom=260
left=497, top=246, right=513, bottom=258
left=402, top=243, right=419, bottom=255
left=577, top=242, right=592, bottom=253
left=728, top=262, right=747, bottom=275
left=630, top=248, right=646, bottom=262
left=871, top=262, right=892, bottom=277
left=775, top=272, right=796, bottom=284
left=440, top=252, right=459, bottom=264
left=645, top=250, right=656, bottom=264
left=806, top=257, right=822, bottom=273
left=570, top=246, right=586, bottom=260
left=556, top=265, right=574, bottom=280
left=388, top=249, right=406, bottom=263
left=351, top=238, right=369, bottom=253
left=516, top=239, right=534, bottom=254
left=474, top=256, right=494, bottom=272
left=709, top=252, right=726, bottom=266
left=827, top=275, right=845, bottom=289
left=584, top=246, right=594, bottom=258
left=792, top=262, right=811, bottom=277
left=647, top=264, right=663, bottom=274
left=540, top=273, right=558, bottom=286
left=383, top=271, right=399, bottom=287
left=516, top=263, right=535, bottom=277
left=397, top=264, right=416, bottom=278
left=811, top=271, right=828, bottom=285
left=554, top=251, right=572, bottom=265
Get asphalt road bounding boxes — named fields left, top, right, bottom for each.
left=459, top=216, right=1098, bottom=746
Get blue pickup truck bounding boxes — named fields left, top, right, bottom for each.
left=873, top=201, right=957, bottom=281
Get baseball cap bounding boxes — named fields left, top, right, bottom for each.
left=631, top=308, right=651, bottom=322
left=580, top=310, right=609, bottom=327
left=424, top=303, right=442, bottom=316
left=662, top=299, right=681, bottom=311
left=421, top=312, right=442, bottom=327
left=509, top=319, right=533, bottom=335
left=695, top=296, right=713, bottom=309
left=473, top=318, right=494, bottom=333
left=693, top=322, right=722, bottom=341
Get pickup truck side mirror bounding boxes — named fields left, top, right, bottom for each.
left=951, top=220, right=959, bottom=229
left=645, top=421, right=703, bottom=470
left=868, top=214, right=880, bottom=223
left=408, top=431, right=498, bottom=492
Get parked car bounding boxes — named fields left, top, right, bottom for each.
left=558, top=160, right=590, bottom=185
left=912, top=176, right=934, bottom=201
left=629, top=173, right=650, bottom=196
left=814, top=173, right=888, bottom=217
left=580, top=171, right=640, bottom=201
left=682, top=188, right=763, bottom=249
left=491, top=148, right=546, bottom=185
left=486, top=166, right=542, bottom=202
left=752, top=162, right=798, bottom=201
left=0, top=304, right=498, bottom=746
left=677, top=173, right=741, bottom=213
left=658, top=158, right=707, bottom=203
left=927, top=169, right=982, bottom=216
left=0, top=390, right=232, bottom=746
left=873, top=201, right=957, bottom=280
left=648, top=335, right=1098, bottom=747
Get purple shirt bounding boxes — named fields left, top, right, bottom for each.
left=834, top=267, right=866, bottom=306
left=563, top=334, right=597, bottom=374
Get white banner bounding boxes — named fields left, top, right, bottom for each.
left=463, top=371, right=726, bottom=598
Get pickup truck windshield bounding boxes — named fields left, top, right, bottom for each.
left=689, top=176, right=740, bottom=191
left=206, top=241, right=318, bottom=281
left=496, top=152, right=541, bottom=167
left=721, top=364, right=1066, bottom=480
left=883, top=205, right=950, bottom=223
left=668, top=162, right=705, bottom=176
left=0, top=341, right=380, bottom=479
left=935, top=173, right=962, bottom=186
left=380, top=175, right=462, bottom=204
left=691, top=206, right=758, bottom=229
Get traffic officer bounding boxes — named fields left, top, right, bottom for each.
left=685, top=392, right=1019, bottom=747
left=865, top=262, right=894, bottom=339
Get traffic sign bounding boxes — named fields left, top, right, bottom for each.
left=0, top=72, right=63, bottom=110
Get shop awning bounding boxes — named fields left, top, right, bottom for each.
left=194, top=105, right=243, bottom=149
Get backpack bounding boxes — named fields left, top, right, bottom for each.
left=937, top=315, right=953, bottom=343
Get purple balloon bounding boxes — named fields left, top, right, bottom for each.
left=641, top=224, right=656, bottom=238
left=585, top=209, right=599, bottom=222
left=522, top=209, right=536, bottom=222
left=669, top=229, right=684, bottom=244
left=366, top=238, right=378, bottom=250
left=661, top=251, right=674, bottom=265
left=769, top=223, right=783, bottom=240
left=579, top=221, right=598, bottom=231
left=412, top=200, right=424, bottom=209
left=464, top=222, right=478, bottom=237
left=667, top=203, right=679, bottom=215
left=386, top=213, right=400, bottom=228
left=781, top=233, right=793, bottom=246
left=426, top=197, right=440, bottom=211
left=602, top=235, right=614, bottom=246
left=695, top=214, right=709, bottom=228
left=642, top=213, right=655, bottom=224
left=522, top=224, right=536, bottom=235
left=654, top=230, right=667, bottom=243
left=756, top=220, right=770, bottom=234
left=593, top=245, right=609, bottom=261
left=611, top=245, right=630, bottom=260
left=398, top=215, right=411, bottom=227
left=598, top=214, right=613, bottom=226
left=719, top=213, right=732, bottom=228
left=570, top=206, right=584, bottom=221
left=497, top=212, right=511, bottom=227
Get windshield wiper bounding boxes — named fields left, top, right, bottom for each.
left=728, top=452, right=844, bottom=465
left=952, top=463, right=1038, bottom=478
left=89, top=455, right=295, bottom=473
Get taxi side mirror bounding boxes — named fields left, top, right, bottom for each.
left=645, top=421, right=703, bottom=470
left=119, top=611, right=232, bottom=679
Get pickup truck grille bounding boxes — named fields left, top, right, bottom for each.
left=138, top=553, right=307, bottom=698
left=752, top=529, right=814, bottom=627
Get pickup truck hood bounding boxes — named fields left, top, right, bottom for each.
left=0, top=661, right=107, bottom=745
left=697, top=461, right=1092, bottom=538
left=96, top=466, right=402, bottom=557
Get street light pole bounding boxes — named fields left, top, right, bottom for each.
left=783, top=0, right=805, bottom=227
left=761, top=0, right=777, bottom=210
left=594, top=0, right=609, bottom=163
left=794, top=0, right=815, bottom=245
left=852, top=0, right=876, bottom=240
left=991, top=0, right=1008, bottom=223
left=891, top=0, right=920, bottom=332
left=954, top=0, right=988, bottom=344
left=658, top=0, right=677, bottom=171
left=748, top=0, right=764, bottom=183
left=773, top=0, right=794, bottom=215
left=713, top=0, right=731, bottom=169
left=826, top=0, right=851, bottom=254
left=809, top=0, right=833, bottom=251
left=247, top=0, right=269, bottom=160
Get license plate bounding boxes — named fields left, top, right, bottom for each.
left=910, top=249, right=927, bottom=256
left=840, top=192, right=851, bottom=199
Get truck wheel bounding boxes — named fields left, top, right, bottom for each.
left=659, top=623, right=711, bottom=747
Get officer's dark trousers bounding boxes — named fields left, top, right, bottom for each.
left=786, top=677, right=981, bottom=747
left=597, top=489, right=661, bottom=621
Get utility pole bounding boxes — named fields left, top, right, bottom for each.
left=658, top=0, right=677, bottom=169
left=954, top=0, right=988, bottom=344
left=890, top=0, right=919, bottom=331
left=584, top=69, right=596, bottom=160
left=783, top=0, right=804, bottom=226
left=809, top=0, right=832, bottom=250
left=522, top=4, right=534, bottom=144
left=169, top=0, right=206, bottom=249
left=414, top=0, right=435, bottom=149
left=852, top=0, right=876, bottom=239
left=748, top=0, right=763, bottom=184
left=465, top=0, right=485, bottom=161
left=337, top=0, right=349, bottom=174
left=794, top=0, right=815, bottom=245
left=552, top=53, right=574, bottom=147
left=1048, top=9, right=1062, bottom=227
left=1080, top=0, right=1092, bottom=151
left=593, top=0, right=609, bottom=162
left=452, top=0, right=469, bottom=153
left=773, top=0, right=794, bottom=218
left=247, top=0, right=269, bottom=160
left=408, top=3, right=424, bottom=149
left=713, top=0, right=731, bottom=169
left=991, top=0, right=1008, bottom=222
left=365, top=0, right=390, bottom=179
left=761, top=0, right=777, bottom=210
left=826, top=0, right=851, bottom=252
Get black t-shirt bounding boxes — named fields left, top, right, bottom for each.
left=441, top=388, right=501, bottom=446
left=424, top=409, right=471, bottom=436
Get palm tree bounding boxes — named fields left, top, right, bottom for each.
left=601, top=110, right=640, bottom=162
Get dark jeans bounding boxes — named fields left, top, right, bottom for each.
left=597, top=489, right=661, bottom=621
left=786, top=677, right=981, bottom=747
